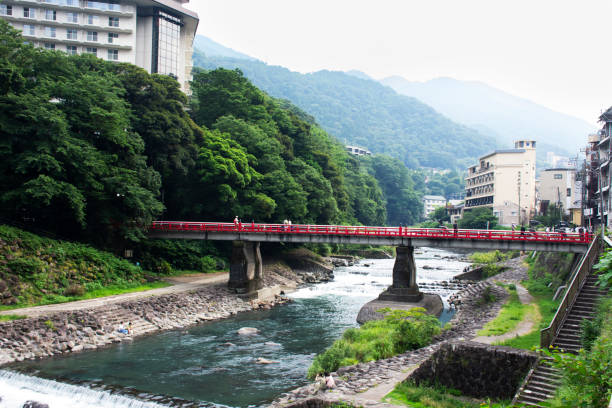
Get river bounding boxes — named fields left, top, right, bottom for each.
left=1, top=248, right=470, bottom=408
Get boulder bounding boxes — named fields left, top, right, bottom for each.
left=255, top=357, right=279, bottom=364
left=237, top=327, right=260, bottom=336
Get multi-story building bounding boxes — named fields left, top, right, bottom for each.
left=345, top=145, right=371, bottom=156
left=539, top=168, right=581, bottom=217
left=584, top=132, right=603, bottom=228
left=423, top=195, right=446, bottom=218
left=0, top=0, right=198, bottom=92
left=586, top=107, right=612, bottom=228
left=465, top=140, right=537, bottom=226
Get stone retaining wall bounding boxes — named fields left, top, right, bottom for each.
left=409, top=341, right=538, bottom=399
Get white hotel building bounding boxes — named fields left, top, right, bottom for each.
left=0, top=0, right=198, bottom=92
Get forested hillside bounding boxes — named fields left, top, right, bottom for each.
left=192, top=53, right=498, bottom=170
left=0, top=21, right=425, bottom=258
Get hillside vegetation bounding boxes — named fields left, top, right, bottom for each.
left=0, top=225, right=157, bottom=307
left=193, top=53, right=497, bottom=170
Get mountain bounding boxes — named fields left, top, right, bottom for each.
left=192, top=55, right=497, bottom=170
left=193, top=35, right=257, bottom=61
left=380, top=76, right=595, bottom=156
left=345, top=70, right=374, bottom=81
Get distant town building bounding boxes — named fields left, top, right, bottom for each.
left=0, top=0, right=198, bottom=92
left=423, top=195, right=446, bottom=218
left=585, top=107, right=612, bottom=228
left=447, top=201, right=464, bottom=224
left=539, top=168, right=580, bottom=216
left=345, top=145, right=371, bottom=156
left=465, top=140, right=537, bottom=226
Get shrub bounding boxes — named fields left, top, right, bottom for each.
left=64, top=284, right=85, bottom=297
left=477, top=286, right=496, bottom=305
left=6, top=258, right=45, bottom=278
left=308, top=307, right=441, bottom=379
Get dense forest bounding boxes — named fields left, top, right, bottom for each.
left=192, top=52, right=498, bottom=170
left=0, top=21, right=430, bottom=260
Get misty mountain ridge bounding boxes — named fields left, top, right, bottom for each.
left=193, top=35, right=257, bottom=61
left=380, top=76, right=595, bottom=156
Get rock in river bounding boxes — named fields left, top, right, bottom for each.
left=255, top=357, right=279, bottom=364
left=237, top=327, right=260, bottom=335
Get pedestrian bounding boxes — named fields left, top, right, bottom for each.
left=234, top=216, right=239, bottom=228
left=453, top=221, right=458, bottom=235
left=520, top=225, right=525, bottom=236
left=127, top=322, right=133, bottom=335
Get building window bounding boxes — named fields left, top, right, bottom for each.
left=66, top=28, right=78, bottom=40
left=44, top=43, right=56, bottom=50
left=66, top=45, right=77, bottom=55
left=45, top=9, right=57, bottom=21
left=23, top=8, right=35, bottom=18
left=108, top=32, right=118, bottom=43
left=154, top=11, right=181, bottom=79
left=66, top=12, right=78, bottom=23
left=87, top=14, right=98, bottom=25
left=45, top=26, right=57, bottom=38
left=87, top=31, right=98, bottom=42
left=108, top=17, right=119, bottom=27
left=107, top=49, right=118, bottom=61
left=567, top=188, right=571, bottom=197
left=86, top=1, right=120, bottom=12
left=22, top=24, right=36, bottom=36
left=66, top=0, right=78, bottom=6
left=554, top=174, right=563, bottom=179
left=85, top=47, right=97, bottom=56
left=0, top=4, right=12, bottom=16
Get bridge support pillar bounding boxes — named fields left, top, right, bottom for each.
left=378, top=245, right=423, bottom=302
left=228, top=241, right=263, bottom=295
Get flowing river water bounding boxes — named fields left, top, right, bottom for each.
left=1, top=248, right=471, bottom=408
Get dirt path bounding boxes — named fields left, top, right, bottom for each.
left=0, top=272, right=229, bottom=318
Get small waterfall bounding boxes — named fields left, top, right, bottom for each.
left=0, top=370, right=167, bottom=408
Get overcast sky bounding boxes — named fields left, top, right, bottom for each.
left=186, top=1, right=612, bottom=126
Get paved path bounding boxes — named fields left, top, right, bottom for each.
left=0, top=272, right=229, bottom=318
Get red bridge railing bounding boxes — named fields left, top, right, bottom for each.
left=150, top=221, right=592, bottom=244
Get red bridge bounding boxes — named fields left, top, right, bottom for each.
left=149, top=221, right=592, bottom=299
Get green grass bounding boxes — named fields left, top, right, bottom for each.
left=496, top=290, right=559, bottom=350
left=384, top=381, right=511, bottom=408
left=0, top=281, right=170, bottom=311
left=477, top=289, right=532, bottom=336
left=308, top=308, right=441, bottom=378
left=0, top=314, right=27, bottom=321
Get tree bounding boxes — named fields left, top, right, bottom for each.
left=458, top=207, right=498, bottom=229
left=429, top=206, right=450, bottom=224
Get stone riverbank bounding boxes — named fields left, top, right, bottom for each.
left=0, top=251, right=344, bottom=367
left=271, top=273, right=514, bottom=407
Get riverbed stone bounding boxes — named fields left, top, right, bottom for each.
left=356, top=294, right=443, bottom=324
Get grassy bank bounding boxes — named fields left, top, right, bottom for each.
left=0, top=225, right=186, bottom=310
left=477, top=284, right=534, bottom=337
left=384, top=381, right=511, bottom=408
left=307, top=308, right=442, bottom=378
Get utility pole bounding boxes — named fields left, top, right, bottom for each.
left=518, top=171, right=522, bottom=226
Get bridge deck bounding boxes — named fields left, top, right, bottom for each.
left=149, top=222, right=591, bottom=253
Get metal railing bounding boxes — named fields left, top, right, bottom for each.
left=540, top=235, right=602, bottom=348
left=150, top=221, right=593, bottom=245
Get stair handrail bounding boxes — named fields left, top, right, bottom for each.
left=540, top=235, right=601, bottom=348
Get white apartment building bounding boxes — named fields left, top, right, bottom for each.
left=346, top=145, right=372, bottom=156
left=423, top=195, right=446, bottom=218
left=0, top=0, right=198, bottom=92
left=465, top=140, right=537, bottom=226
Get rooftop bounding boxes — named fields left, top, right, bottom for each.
left=423, top=195, right=446, bottom=201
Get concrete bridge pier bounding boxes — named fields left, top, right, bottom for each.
left=378, top=245, right=423, bottom=302
left=228, top=241, right=263, bottom=295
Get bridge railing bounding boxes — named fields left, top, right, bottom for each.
left=149, top=221, right=592, bottom=244
left=540, top=235, right=601, bottom=348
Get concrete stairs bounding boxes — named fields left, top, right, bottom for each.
left=514, top=274, right=608, bottom=407
left=92, top=305, right=158, bottom=337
